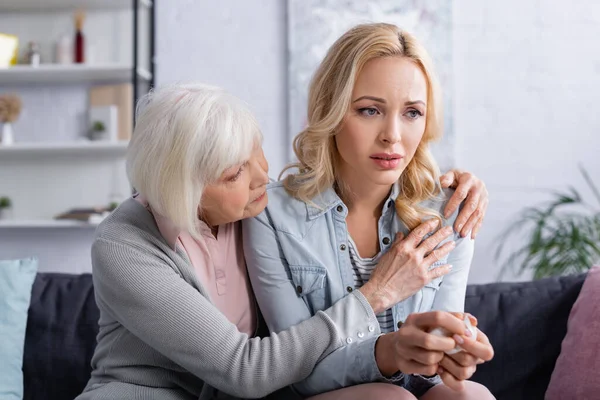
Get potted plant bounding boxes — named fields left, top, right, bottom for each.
left=0, top=196, right=13, bottom=220
left=89, top=120, right=106, bottom=141
left=495, top=166, right=600, bottom=279
left=108, top=201, right=119, bottom=211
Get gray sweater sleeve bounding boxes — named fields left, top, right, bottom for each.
left=91, top=238, right=379, bottom=399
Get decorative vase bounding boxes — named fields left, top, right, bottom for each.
left=0, top=207, right=13, bottom=220
left=89, top=128, right=107, bottom=141
left=1, top=123, right=14, bottom=146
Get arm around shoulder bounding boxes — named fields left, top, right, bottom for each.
left=92, top=236, right=374, bottom=398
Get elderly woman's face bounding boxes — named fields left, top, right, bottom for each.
left=200, top=145, right=269, bottom=226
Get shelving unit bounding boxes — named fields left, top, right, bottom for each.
left=0, top=1, right=154, bottom=235
left=0, top=0, right=152, bottom=12
left=0, top=220, right=99, bottom=228
left=0, top=64, right=152, bottom=85
left=0, top=141, right=128, bottom=158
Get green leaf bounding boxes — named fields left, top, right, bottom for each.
left=495, top=167, right=600, bottom=279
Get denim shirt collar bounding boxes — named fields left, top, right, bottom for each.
left=306, top=181, right=400, bottom=220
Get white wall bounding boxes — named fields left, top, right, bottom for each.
left=8, top=0, right=598, bottom=281
left=155, top=0, right=289, bottom=177
left=453, top=0, right=600, bottom=282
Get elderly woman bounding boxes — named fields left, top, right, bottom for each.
left=75, top=83, right=489, bottom=400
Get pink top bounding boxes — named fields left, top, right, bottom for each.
left=135, top=195, right=257, bottom=336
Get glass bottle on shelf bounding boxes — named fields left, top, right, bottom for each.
left=74, top=9, right=86, bottom=63
left=26, top=41, right=41, bottom=67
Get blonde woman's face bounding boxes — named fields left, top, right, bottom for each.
left=200, top=145, right=269, bottom=226
left=336, top=56, right=428, bottom=188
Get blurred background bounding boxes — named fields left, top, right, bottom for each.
left=0, top=0, right=598, bottom=283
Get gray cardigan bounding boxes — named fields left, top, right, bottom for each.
left=76, top=198, right=381, bottom=400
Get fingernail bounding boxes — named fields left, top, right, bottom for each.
left=457, top=223, right=463, bottom=230
left=464, top=329, right=472, bottom=337
left=443, top=226, right=453, bottom=235
left=453, top=334, right=464, bottom=345
left=438, top=367, right=445, bottom=375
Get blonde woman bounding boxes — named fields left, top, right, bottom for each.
left=243, top=23, right=495, bottom=399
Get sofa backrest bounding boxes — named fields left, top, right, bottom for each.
left=22, top=272, right=586, bottom=400
left=465, top=273, right=586, bottom=400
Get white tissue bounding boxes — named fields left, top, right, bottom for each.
left=429, top=315, right=478, bottom=355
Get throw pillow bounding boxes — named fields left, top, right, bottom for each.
left=546, top=266, right=600, bottom=400
left=0, top=258, right=38, bottom=400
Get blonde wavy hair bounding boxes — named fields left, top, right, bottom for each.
left=282, top=23, right=444, bottom=229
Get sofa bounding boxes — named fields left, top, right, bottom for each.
left=22, top=272, right=586, bottom=400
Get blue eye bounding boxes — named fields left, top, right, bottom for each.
left=406, top=109, right=423, bottom=119
left=359, top=107, right=379, bottom=117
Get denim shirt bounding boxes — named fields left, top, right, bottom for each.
left=242, top=181, right=474, bottom=397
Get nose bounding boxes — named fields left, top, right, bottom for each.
left=250, top=152, right=270, bottom=189
left=379, top=115, right=401, bottom=145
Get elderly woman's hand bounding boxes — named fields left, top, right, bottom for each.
left=359, top=220, right=454, bottom=314
left=440, top=169, right=489, bottom=239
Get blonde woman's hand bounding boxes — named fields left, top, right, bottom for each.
left=374, top=311, right=469, bottom=377
left=359, top=219, right=455, bottom=314
left=438, top=326, right=495, bottom=391
left=440, top=169, right=489, bottom=239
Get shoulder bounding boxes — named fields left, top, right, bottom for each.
left=95, top=199, right=155, bottom=244
left=264, top=181, right=303, bottom=207
left=92, top=198, right=172, bottom=266
left=268, top=181, right=309, bottom=217
left=418, top=187, right=460, bottom=228
left=243, top=181, right=312, bottom=237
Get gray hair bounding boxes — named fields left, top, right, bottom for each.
left=126, top=82, right=262, bottom=237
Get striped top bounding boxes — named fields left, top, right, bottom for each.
left=348, top=237, right=395, bottom=333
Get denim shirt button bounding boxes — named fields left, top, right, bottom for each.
left=340, top=244, right=347, bottom=251
left=357, top=332, right=364, bottom=339
left=382, top=237, right=391, bottom=245
left=368, top=325, right=375, bottom=332
left=336, top=205, right=343, bottom=213
left=346, top=286, right=353, bottom=293
left=346, top=337, right=353, bottom=344
left=296, top=285, right=303, bottom=294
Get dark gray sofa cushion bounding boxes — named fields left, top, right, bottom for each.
left=23, top=273, right=99, bottom=400
left=466, top=273, right=586, bottom=400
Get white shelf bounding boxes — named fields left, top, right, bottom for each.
left=0, top=219, right=99, bottom=228
left=0, top=141, right=129, bottom=158
left=0, top=0, right=152, bottom=12
left=0, top=64, right=152, bottom=85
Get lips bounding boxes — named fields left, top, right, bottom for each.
left=370, top=153, right=404, bottom=170
left=252, top=192, right=266, bottom=203
left=370, top=153, right=403, bottom=160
